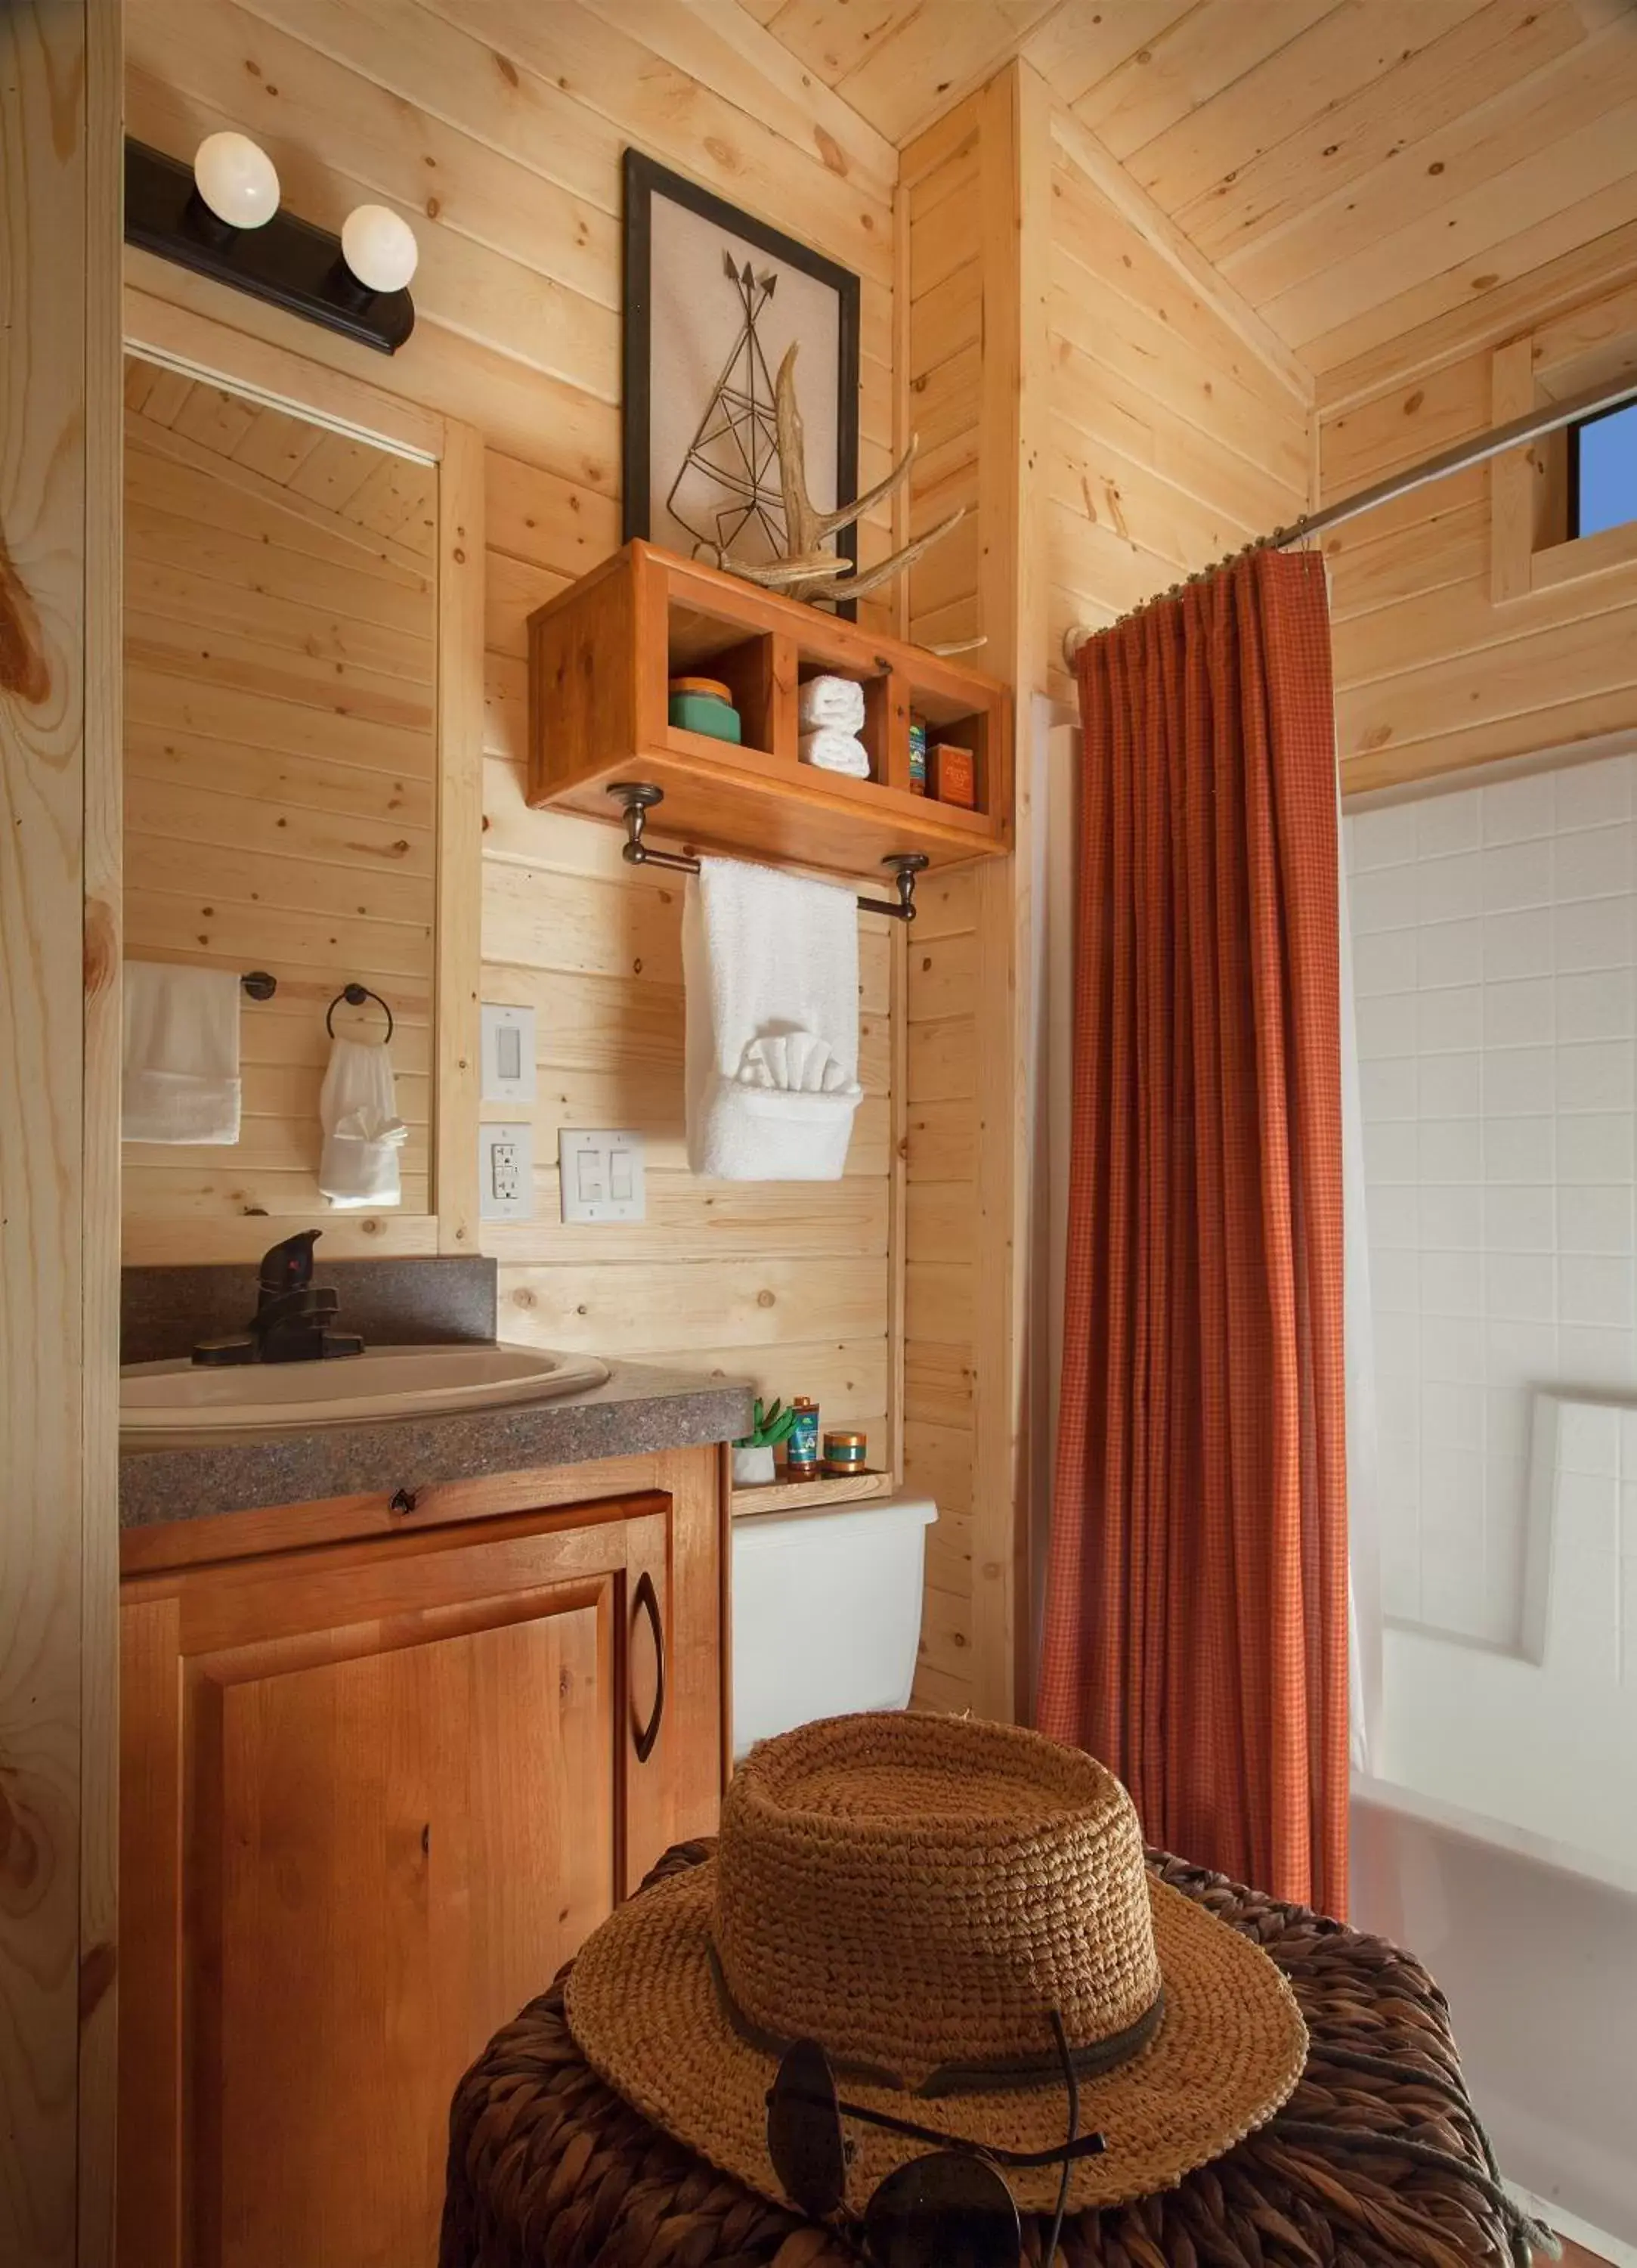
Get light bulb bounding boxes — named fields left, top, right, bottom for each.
left=341, top=205, right=419, bottom=295
left=193, top=132, right=280, bottom=230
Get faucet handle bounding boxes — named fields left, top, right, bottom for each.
left=258, top=1228, right=322, bottom=1303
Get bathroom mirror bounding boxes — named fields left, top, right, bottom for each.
left=119, top=300, right=481, bottom=1263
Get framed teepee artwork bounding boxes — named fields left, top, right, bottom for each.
left=620, top=150, right=862, bottom=599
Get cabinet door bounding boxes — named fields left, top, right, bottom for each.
left=120, top=1498, right=670, bottom=2268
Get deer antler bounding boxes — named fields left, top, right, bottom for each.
left=716, top=342, right=966, bottom=609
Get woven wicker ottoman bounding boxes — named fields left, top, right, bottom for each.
left=441, top=1839, right=1533, bottom=2268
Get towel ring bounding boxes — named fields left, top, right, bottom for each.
left=326, top=982, right=394, bottom=1043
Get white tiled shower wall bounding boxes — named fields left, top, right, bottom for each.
left=1345, top=749, right=1637, bottom=1647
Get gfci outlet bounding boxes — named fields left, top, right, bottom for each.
left=559, top=1129, right=646, bottom=1224
left=479, top=1123, right=534, bottom=1220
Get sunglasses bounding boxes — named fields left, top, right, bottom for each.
left=765, top=2013, right=1106, bottom=2268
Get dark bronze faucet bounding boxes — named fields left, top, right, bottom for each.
left=190, top=1230, right=366, bottom=1366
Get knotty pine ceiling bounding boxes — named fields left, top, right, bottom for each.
left=743, top=0, right=1637, bottom=377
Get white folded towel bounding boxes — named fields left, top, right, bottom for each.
left=318, top=1036, right=407, bottom=1207
left=800, top=727, right=871, bottom=779
left=122, top=961, right=243, bottom=1145
left=797, top=674, right=866, bottom=733
left=682, top=855, right=863, bottom=1182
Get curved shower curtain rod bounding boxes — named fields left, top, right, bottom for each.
left=1062, top=367, right=1637, bottom=666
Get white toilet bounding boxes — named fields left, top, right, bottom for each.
left=730, top=1496, right=937, bottom=1758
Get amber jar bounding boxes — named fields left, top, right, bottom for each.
left=823, top=1430, right=868, bottom=1475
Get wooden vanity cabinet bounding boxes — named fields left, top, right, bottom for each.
left=117, top=1447, right=727, bottom=2268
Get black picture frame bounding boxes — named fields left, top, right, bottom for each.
left=620, top=149, right=862, bottom=605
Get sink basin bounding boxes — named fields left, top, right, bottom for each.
left=120, top=1343, right=611, bottom=1444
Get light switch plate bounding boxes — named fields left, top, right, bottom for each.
left=481, top=1002, right=537, bottom=1102
left=559, top=1128, right=646, bottom=1224
left=479, top=1123, right=534, bottom=1220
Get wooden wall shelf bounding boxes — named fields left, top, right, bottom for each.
left=526, top=541, right=1013, bottom=881
left=729, top=1468, right=896, bottom=1519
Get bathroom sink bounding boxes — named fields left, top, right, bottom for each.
left=120, top=1343, right=611, bottom=1443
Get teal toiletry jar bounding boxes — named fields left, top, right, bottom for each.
left=668, top=674, right=741, bottom=743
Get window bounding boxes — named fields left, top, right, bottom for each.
left=1567, top=398, right=1637, bottom=541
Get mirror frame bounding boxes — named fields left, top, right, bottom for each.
left=121, top=283, right=482, bottom=1262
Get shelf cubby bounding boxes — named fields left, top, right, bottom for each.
left=526, top=540, right=1012, bottom=880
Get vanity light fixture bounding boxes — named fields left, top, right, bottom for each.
left=340, top=204, right=419, bottom=296
left=124, top=136, right=416, bottom=356
left=191, top=131, right=280, bottom=231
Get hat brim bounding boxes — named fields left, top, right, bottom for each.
left=565, top=1859, right=1307, bottom=2217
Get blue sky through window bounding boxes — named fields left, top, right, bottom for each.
left=1575, top=401, right=1637, bottom=538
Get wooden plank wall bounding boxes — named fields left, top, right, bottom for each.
left=1321, top=225, right=1637, bottom=792
left=122, top=367, right=439, bottom=1246
left=901, top=863, right=982, bottom=1709
left=123, top=0, right=904, bottom=1421
left=898, top=75, right=1316, bottom=1717
left=899, top=98, right=987, bottom=1712
left=1042, top=109, right=1313, bottom=702
left=0, top=0, right=121, bottom=2251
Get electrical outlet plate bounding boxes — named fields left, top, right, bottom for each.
left=559, top=1129, right=646, bottom=1224
left=481, top=1002, right=537, bottom=1102
left=478, top=1123, right=534, bottom=1220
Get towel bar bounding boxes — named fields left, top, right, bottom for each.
left=605, top=782, right=927, bottom=922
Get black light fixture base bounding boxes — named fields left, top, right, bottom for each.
left=124, top=139, right=414, bottom=358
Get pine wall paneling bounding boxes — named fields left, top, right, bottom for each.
left=123, top=0, right=905, bottom=1435
left=1043, top=107, right=1314, bottom=706
left=899, top=64, right=1051, bottom=1721
left=0, top=0, right=122, bottom=2250
left=1322, top=253, right=1637, bottom=793
left=899, top=61, right=1318, bottom=1721
left=902, top=96, right=986, bottom=1713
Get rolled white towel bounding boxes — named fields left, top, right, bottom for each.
left=800, top=727, right=871, bottom=779
left=797, top=674, right=865, bottom=733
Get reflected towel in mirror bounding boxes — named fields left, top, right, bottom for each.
left=319, top=1036, right=407, bottom=1207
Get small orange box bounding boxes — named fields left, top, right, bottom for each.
left=928, top=742, right=976, bottom=808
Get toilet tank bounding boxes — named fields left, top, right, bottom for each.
left=731, top=1497, right=937, bottom=1759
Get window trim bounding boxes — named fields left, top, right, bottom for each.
left=1490, top=284, right=1637, bottom=605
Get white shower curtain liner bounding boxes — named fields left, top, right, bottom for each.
left=1338, top=797, right=1384, bottom=1771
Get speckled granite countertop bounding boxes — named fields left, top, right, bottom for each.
left=119, top=1359, right=754, bottom=1528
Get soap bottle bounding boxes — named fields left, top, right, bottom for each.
left=787, top=1396, right=821, bottom=1479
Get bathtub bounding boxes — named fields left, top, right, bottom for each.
left=1351, top=1774, right=1637, bottom=2255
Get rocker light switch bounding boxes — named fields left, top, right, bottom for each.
left=559, top=1129, right=645, bottom=1224
left=481, top=1003, right=537, bottom=1102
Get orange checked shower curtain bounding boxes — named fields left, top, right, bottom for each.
left=1036, top=549, right=1351, bottom=1919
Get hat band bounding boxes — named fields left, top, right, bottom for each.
left=707, top=1944, right=1165, bottom=2098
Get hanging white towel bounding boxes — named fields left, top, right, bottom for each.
left=122, top=961, right=243, bottom=1145
left=797, top=674, right=866, bottom=733
left=318, top=1036, right=407, bottom=1207
left=800, top=727, right=871, bottom=779
left=682, top=855, right=863, bottom=1182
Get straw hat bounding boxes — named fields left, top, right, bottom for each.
left=565, top=1712, right=1307, bottom=2217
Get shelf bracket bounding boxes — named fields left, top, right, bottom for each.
left=605, top=782, right=927, bottom=922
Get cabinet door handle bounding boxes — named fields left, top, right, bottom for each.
left=630, top=1569, right=665, bottom=1765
